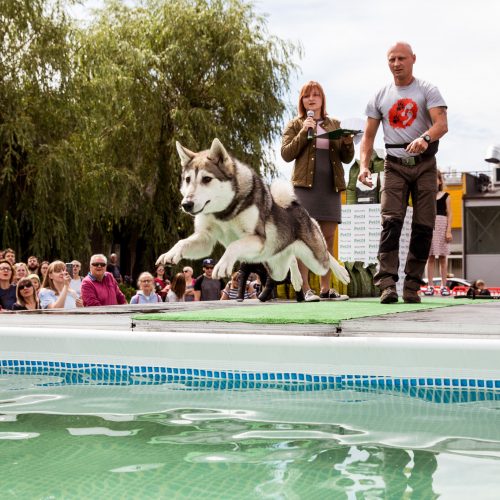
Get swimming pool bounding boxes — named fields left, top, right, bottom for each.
left=1, top=326, right=500, bottom=498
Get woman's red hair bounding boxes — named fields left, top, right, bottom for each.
left=298, top=81, right=327, bottom=119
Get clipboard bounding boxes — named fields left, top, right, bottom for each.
left=316, top=128, right=363, bottom=140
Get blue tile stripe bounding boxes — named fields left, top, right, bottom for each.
left=1, top=358, right=499, bottom=403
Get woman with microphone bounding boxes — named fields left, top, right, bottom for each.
left=281, top=81, right=354, bottom=302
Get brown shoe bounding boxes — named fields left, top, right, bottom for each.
left=380, top=286, right=398, bottom=304
left=403, top=288, right=421, bottom=304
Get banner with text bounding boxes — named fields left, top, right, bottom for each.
left=339, top=204, right=413, bottom=293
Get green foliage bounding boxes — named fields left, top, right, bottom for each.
left=0, top=0, right=299, bottom=275
left=119, top=282, right=136, bottom=302
left=1, top=0, right=77, bottom=257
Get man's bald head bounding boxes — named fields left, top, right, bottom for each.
left=387, top=42, right=416, bottom=85
left=387, top=41, right=414, bottom=57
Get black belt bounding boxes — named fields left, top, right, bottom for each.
left=386, top=154, right=434, bottom=167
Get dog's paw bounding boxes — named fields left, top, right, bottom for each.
left=291, top=273, right=303, bottom=292
left=337, top=266, right=351, bottom=285
left=156, top=245, right=183, bottom=266
left=213, top=259, right=234, bottom=279
left=289, top=259, right=303, bottom=291
left=331, top=258, right=350, bottom=285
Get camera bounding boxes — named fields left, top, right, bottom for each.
left=65, top=262, right=73, bottom=276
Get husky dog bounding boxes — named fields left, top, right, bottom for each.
left=156, top=138, right=350, bottom=292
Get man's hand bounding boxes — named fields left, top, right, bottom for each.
left=358, top=166, right=373, bottom=187
left=406, top=137, right=429, bottom=155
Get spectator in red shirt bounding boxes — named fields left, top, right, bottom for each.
left=81, top=254, right=126, bottom=307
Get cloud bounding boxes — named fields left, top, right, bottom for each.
left=258, top=0, right=500, bottom=175
left=72, top=0, right=500, bottom=175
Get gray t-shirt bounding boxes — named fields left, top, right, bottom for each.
left=365, top=78, right=447, bottom=158
left=194, top=274, right=225, bottom=301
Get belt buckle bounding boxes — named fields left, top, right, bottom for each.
left=401, top=157, right=416, bottom=167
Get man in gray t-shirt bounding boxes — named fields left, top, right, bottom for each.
left=358, top=41, right=448, bottom=304
left=194, top=258, right=225, bottom=301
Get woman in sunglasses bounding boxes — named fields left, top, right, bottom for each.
left=12, top=278, right=40, bottom=310
left=153, top=264, right=170, bottom=301
left=182, top=266, right=196, bottom=302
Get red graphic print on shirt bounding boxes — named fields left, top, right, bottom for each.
left=389, top=98, right=418, bottom=128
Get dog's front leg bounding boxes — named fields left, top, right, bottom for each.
left=156, top=231, right=216, bottom=266
left=213, top=235, right=264, bottom=279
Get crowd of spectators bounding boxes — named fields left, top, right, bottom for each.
left=0, top=250, right=127, bottom=311
left=0, top=248, right=265, bottom=312
left=2, top=247, right=495, bottom=312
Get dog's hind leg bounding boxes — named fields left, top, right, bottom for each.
left=258, top=275, right=276, bottom=302
left=329, top=253, right=350, bottom=285
left=294, top=241, right=350, bottom=285
left=289, top=257, right=303, bottom=292
left=289, top=256, right=306, bottom=302
left=293, top=241, right=329, bottom=277
left=266, top=253, right=293, bottom=282
left=258, top=256, right=291, bottom=302
left=236, top=264, right=253, bottom=302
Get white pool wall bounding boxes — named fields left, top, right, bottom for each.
left=1, top=327, right=500, bottom=380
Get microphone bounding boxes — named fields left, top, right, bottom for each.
left=306, top=110, right=315, bottom=140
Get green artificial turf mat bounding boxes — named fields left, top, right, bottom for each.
left=134, top=297, right=489, bottom=325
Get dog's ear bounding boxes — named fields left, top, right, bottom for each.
left=176, top=141, right=195, bottom=167
left=209, top=138, right=234, bottom=175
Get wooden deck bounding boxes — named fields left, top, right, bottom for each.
left=2, top=299, right=500, bottom=338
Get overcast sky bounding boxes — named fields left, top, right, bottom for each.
left=73, top=0, right=500, bottom=177
left=255, top=0, right=500, bottom=178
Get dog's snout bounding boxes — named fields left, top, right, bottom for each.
left=182, top=200, right=194, bottom=212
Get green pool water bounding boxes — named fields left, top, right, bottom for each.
left=1, top=376, right=500, bottom=499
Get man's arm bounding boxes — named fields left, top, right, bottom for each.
left=193, top=276, right=202, bottom=301
left=406, top=106, right=448, bottom=154
left=358, top=117, right=381, bottom=186
left=427, top=106, right=448, bottom=140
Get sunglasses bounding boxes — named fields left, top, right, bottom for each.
left=18, top=283, right=33, bottom=291
left=91, top=263, right=106, bottom=267
left=204, top=266, right=214, bottom=270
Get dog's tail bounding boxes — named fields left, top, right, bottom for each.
left=270, top=179, right=296, bottom=208
left=329, top=254, right=350, bottom=285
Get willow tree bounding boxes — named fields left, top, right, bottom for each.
left=1, top=0, right=299, bottom=275
left=0, top=0, right=78, bottom=258
left=75, top=0, right=299, bottom=274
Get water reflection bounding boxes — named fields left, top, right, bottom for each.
left=0, top=375, right=499, bottom=497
